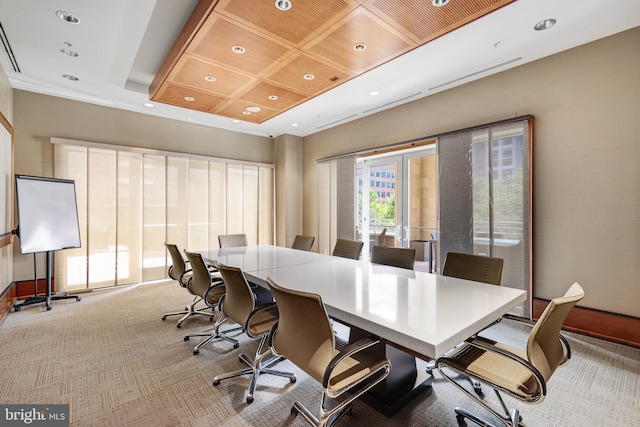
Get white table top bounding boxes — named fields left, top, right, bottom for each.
left=201, top=245, right=526, bottom=359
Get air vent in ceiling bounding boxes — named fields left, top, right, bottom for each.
left=0, top=20, right=20, bottom=72
left=428, top=57, right=523, bottom=91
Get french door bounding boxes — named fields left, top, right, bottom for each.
left=357, top=145, right=437, bottom=257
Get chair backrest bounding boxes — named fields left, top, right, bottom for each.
left=165, top=243, right=187, bottom=282
left=332, top=239, right=364, bottom=260
left=527, top=282, right=584, bottom=381
left=376, top=228, right=387, bottom=246
left=267, top=278, right=335, bottom=383
left=371, top=245, right=415, bottom=270
left=183, top=251, right=216, bottom=299
left=442, top=252, right=504, bottom=286
left=218, top=234, right=248, bottom=248
left=214, top=261, right=255, bottom=326
left=291, top=235, right=315, bottom=251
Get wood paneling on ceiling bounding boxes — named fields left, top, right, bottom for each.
left=150, top=0, right=515, bottom=124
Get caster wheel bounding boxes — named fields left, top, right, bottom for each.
left=46, top=306, right=52, bottom=311
left=246, top=396, right=254, bottom=404
left=193, top=349, right=199, bottom=355
left=184, top=336, right=190, bottom=341
left=456, top=414, right=467, bottom=426
left=290, top=377, right=297, bottom=383
left=213, top=380, right=220, bottom=386
left=233, top=343, right=239, bottom=349
left=209, top=316, right=214, bottom=321
left=76, top=297, right=82, bottom=301
left=12, top=306, right=21, bottom=312
left=176, top=323, right=182, bottom=328
left=291, top=407, right=298, bottom=417
left=426, top=367, right=433, bottom=374
left=162, top=316, right=167, bottom=321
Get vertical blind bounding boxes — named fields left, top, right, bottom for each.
left=53, top=141, right=274, bottom=291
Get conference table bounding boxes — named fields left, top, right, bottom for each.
left=200, top=245, right=526, bottom=414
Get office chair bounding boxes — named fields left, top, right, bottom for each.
left=331, top=239, right=364, bottom=260
left=161, top=243, right=214, bottom=328
left=182, top=251, right=239, bottom=354
left=217, top=233, right=272, bottom=304
left=442, top=252, right=504, bottom=286
left=267, top=278, right=392, bottom=427
left=218, top=233, right=248, bottom=248
left=436, top=282, right=584, bottom=427
left=291, top=235, right=315, bottom=251
left=426, top=252, right=505, bottom=391
left=211, top=261, right=296, bottom=403
left=370, top=245, right=415, bottom=270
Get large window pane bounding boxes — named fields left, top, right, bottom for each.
left=188, top=160, right=209, bottom=250
left=143, top=155, right=166, bottom=281
left=117, top=152, right=142, bottom=285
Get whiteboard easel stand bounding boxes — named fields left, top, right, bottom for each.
left=12, top=250, right=81, bottom=311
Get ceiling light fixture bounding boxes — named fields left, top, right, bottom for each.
left=291, top=123, right=299, bottom=127
left=369, top=90, right=380, bottom=96
left=184, top=96, right=195, bottom=102
left=246, top=106, right=261, bottom=113
left=144, top=102, right=154, bottom=108
left=432, top=0, right=449, bottom=7
left=231, top=45, right=246, bottom=54
left=303, top=74, right=314, bottom=80
left=534, top=18, right=557, bottom=31
left=56, top=11, right=80, bottom=24
left=62, top=74, right=79, bottom=81
left=243, top=111, right=251, bottom=115
left=353, top=43, right=367, bottom=52
left=204, top=75, right=216, bottom=82
left=232, top=119, right=240, bottom=123
left=268, top=95, right=278, bottom=100
left=275, top=0, right=292, bottom=11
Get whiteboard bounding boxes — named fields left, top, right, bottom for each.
left=15, top=175, right=81, bottom=254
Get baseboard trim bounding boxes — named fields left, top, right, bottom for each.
left=533, top=298, right=640, bottom=348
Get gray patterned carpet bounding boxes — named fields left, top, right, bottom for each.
left=0, top=281, right=638, bottom=426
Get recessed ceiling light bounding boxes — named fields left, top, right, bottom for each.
left=231, top=45, right=246, bottom=54
left=204, top=75, right=216, bottom=82
left=144, top=102, right=155, bottom=108
left=268, top=95, right=278, bottom=100
left=243, top=111, right=252, bottom=115
left=275, top=0, right=292, bottom=11
left=353, top=43, right=367, bottom=52
left=184, top=96, right=195, bottom=102
left=232, top=119, right=241, bottom=123
left=534, top=19, right=556, bottom=31
left=369, top=90, right=380, bottom=96
left=432, top=0, right=449, bottom=6
left=246, top=106, right=261, bottom=113
left=60, top=48, right=79, bottom=57
left=303, top=74, right=315, bottom=80
left=56, top=11, right=80, bottom=24
left=62, top=74, right=79, bottom=81
left=291, top=123, right=299, bottom=127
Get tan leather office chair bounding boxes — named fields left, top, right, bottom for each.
left=182, top=251, right=239, bottom=354
left=291, top=235, right=315, bottom=251
left=161, top=243, right=214, bottom=327
left=370, top=245, right=415, bottom=270
left=211, top=261, right=296, bottom=403
left=436, top=282, right=584, bottom=427
left=331, top=239, right=363, bottom=260
left=267, top=278, right=391, bottom=427
left=218, top=233, right=248, bottom=248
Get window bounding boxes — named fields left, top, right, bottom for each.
left=53, top=140, right=274, bottom=291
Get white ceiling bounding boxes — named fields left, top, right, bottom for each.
left=0, top=0, right=638, bottom=138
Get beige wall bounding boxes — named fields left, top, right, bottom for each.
left=11, top=91, right=274, bottom=280
left=0, top=65, right=13, bottom=292
left=274, top=134, right=304, bottom=248
left=302, top=27, right=640, bottom=317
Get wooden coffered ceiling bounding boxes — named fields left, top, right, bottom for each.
left=150, top=0, right=514, bottom=124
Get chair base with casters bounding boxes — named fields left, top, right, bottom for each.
left=435, top=282, right=584, bottom=427
left=211, top=302, right=296, bottom=403
left=184, top=312, right=241, bottom=355
left=162, top=294, right=214, bottom=328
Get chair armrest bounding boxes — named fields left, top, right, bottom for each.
left=500, top=314, right=572, bottom=362
left=177, top=268, right=192, bottom=287
left=322, top=337, right=381, bottom=388
left=455, top=335, right=547, bottom=396
left=245, top=302, right=278, bottom=330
